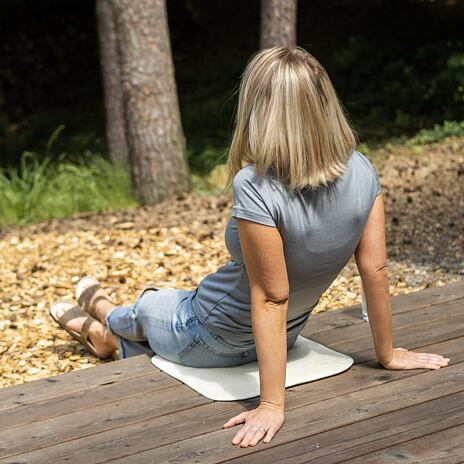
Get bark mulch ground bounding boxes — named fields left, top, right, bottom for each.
left=0, top=137, right=462, bottom=388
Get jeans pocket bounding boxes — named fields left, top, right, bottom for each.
left=177, top=334, right=250, bottom=368
left=206, top=329, right=250, bottom=353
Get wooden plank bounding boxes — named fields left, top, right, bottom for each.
left=0, top=354, right=155, bottom=411
left=226, top=391, right=464, bottom=463
left=1, top=297, right=461, bottom=432
left=41, top=362, right=464, bottom=464
left=0, top=290, right=460, bottom=411
left=340, top=424, right=464, bottom=464
left=285, top=335, right=460, bottom=402
left=0, top=300, right=464, bottom=441
left=2, top=354, right=462, bottom=463
left=304, top=298, right=462, bottom=353
left=1, top=331, right=461, bottom=446
left=1, top=281, right=461, bottom=413
left=108, top=363, right=464, bottom=464
left=0, top=282, right=462, bottom=464
left=0, top=371, right=175, bottom=430
left=306, top=279, right=464, bottom=335
left=0, top=386, right=207, bottom=460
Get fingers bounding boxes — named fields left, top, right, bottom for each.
left=412, top=352, right=450, bottom=369
left=263, top=427, right=277, bottom=444
left=226, top=407, right=284, bottom=447
left=384, top=349, right=450, bottom=370
left=414, top=352, right=449, bottom=362
left=239, top=426, right=266, bottom=447
left=223, top=411, right=247, bottom=429
left=234, top=425, right=275, bottom=447
left=403, top=351, right=450, bottom=370
left=231, top=424, right=250, bottom=445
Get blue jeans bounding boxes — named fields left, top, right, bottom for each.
left=106, top=285, right=307, bottom=368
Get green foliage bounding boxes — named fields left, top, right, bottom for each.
left=356, top=143, right=371, bottom=156
left=186, top=142, right=229, bottom=176
left=0, top=148, right=136, bottom=227
left=407, top=120, right=464, bottom=145
left=0, top=108, right=107, bottom=169
left=190, top=173, right=223, bottom=197
left=327, top=39, right=464, bottom=141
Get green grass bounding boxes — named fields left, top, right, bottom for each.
left=0, top=150, right=137, bottom=227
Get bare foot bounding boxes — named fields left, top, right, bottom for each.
left=55, top=305, right=118, bottom=358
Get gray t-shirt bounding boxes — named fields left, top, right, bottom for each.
left=191, top=150, right=382, bottom=348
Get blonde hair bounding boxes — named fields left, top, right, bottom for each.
left=224, top=46, right=357, bottom=193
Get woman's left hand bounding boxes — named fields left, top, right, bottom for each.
left=222, top=402, right=285, bottom=447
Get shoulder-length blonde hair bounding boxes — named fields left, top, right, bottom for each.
left=224, top=46, right=357, bottom=193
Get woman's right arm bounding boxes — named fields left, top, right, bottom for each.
left=354, top=193, right=450, bottom=370
left=354, top=192, right=394, bottom=366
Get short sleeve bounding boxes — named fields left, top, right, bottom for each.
left=231, top=167, right=277, bottom=227
left=355, top=150, right=382, bottom=198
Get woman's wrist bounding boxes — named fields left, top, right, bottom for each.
left=378, top=349, right=394, bottom=366
left=259, top=399, right=285, bottom=412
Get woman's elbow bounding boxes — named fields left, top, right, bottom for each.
left=360, top=262, right=390, bottom=283
left=253, top=288, right=289, bottom=311
left=264, top=294, right=289, bottom=309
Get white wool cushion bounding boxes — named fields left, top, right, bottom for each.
left=151, top=335, right=354, bottom=401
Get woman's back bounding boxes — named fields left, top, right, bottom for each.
left=191, top=150, right=382, bottom=347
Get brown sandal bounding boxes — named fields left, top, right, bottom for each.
left=75, top=276, right=109, bottom=321
left=49, top=300, right=116, bottom=361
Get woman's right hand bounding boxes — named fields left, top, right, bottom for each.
left=381, top=347, right=450, bottom=370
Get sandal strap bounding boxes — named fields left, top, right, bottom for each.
left=80, top=317, right=94, bottom=346
left=88, top=295, right=110, bottom=319
left=78, top=285, right=113, bottom=321
left=77, top=283, right=101, bottom=318
left=56, top=304, right=83, bottom=326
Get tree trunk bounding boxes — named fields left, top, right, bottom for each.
left=95, top=0, right=129, bottom=168
left=260, top=0, right=298, bottom=49
left=110, top=0, right=191, bottom=205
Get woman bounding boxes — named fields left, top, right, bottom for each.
left=50, top=46, right=449, bottom=448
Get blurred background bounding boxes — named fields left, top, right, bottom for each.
left=0, top=0, right=463, bottom=225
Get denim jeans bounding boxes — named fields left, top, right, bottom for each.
left=106, top=285, right=307, bottom=368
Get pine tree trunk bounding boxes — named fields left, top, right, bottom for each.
left=95, top=0, right=129, bottom=168
left=260, top=0, right=298, bottom=49
left=110, top=0, right=191, bottom=205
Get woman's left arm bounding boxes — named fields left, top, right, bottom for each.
left=222, top=218, right=289, bottom=447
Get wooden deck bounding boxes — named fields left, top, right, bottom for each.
left=1, top=280, right=463, bottom=463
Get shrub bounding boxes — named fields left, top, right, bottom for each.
left=0, top=150, right=136, bottom=227
left=407, top=120, right=464, bottom=145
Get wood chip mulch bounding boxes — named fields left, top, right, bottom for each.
left=0, top=137, right=462, bottom=388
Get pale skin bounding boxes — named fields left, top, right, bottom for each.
left=57, top=192, right=450, bottom=448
